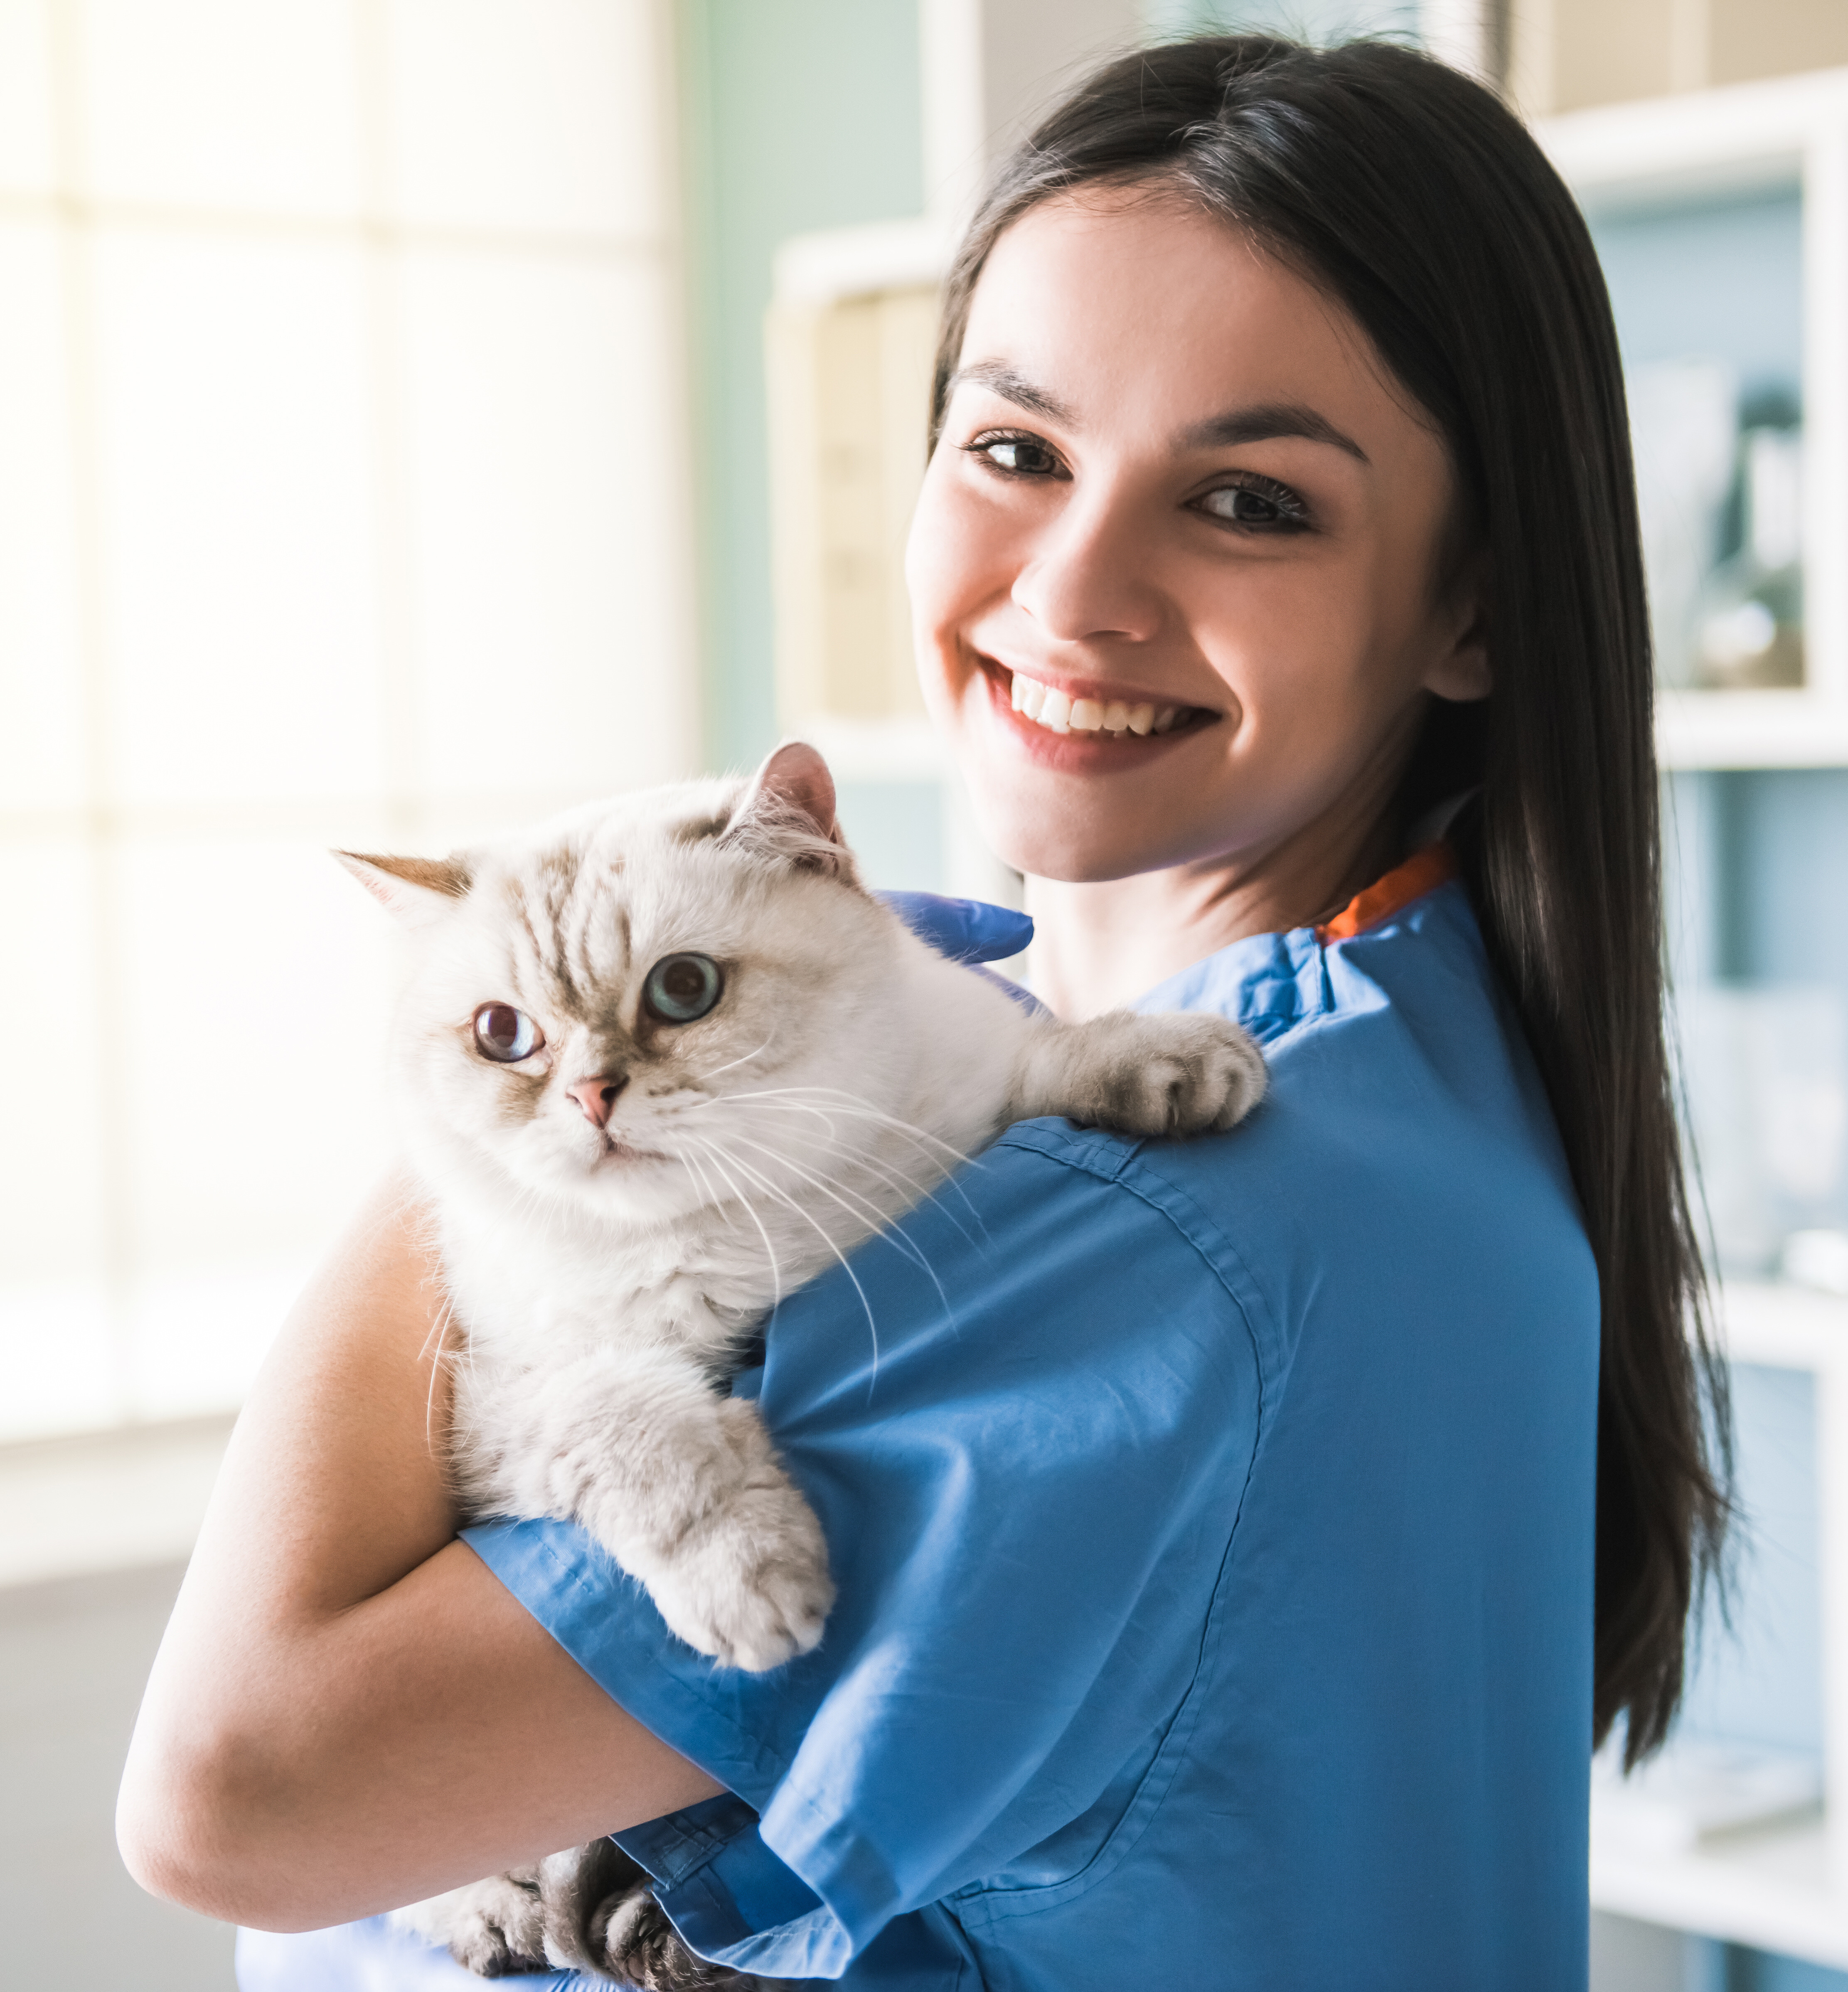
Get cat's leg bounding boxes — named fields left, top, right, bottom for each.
left=535, top=1841, right=772, bottom=1990
left=497, top=1339, right=834, bottom=1672
left=389, top=1867, right=548, bottom=1977
left=1011, top=1010, right=1267, bottom=1138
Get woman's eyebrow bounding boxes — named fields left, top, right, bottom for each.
left=1181, top=401, right=1370, bottom=463
left=947, top=366, right=1369, bottom=466
left=946, top=360, right=1075, bottom=425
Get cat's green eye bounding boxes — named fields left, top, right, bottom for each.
left=473, top=1002, right=543, bottom=1062
left=643, top=953, right=723, bottom=1024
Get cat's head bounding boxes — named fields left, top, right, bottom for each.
left=341, top=743, right=905, bottom=1225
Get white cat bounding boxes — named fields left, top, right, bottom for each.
left=347, top=741, right=1265, bottom=1980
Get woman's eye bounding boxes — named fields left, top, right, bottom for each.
left=966, top=433, right=1063, bottom=477
left=643, top=953, right=723, bottom=1024
left=472, top=1003, right=543, bottom=1062
left=1197, top=481, right=1308, bottom=532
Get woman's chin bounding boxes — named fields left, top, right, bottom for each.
left=939, top=681, right=1238, bottom=885
left=967, top=802, right=1179, bottom=886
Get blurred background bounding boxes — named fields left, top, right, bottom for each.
left=5, top=1, right=1848, bottom=1986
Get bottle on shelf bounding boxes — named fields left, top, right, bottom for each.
left=1695, top=424, right=1804, bottom=690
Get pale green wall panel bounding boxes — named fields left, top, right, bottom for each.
left=677, top=0, right=924, bottom=773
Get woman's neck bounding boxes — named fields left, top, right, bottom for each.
left=1025, top=803, right=1403, bottom=1020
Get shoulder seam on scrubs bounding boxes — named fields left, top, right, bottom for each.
left=997, top=1120, right=1288, bottom=1400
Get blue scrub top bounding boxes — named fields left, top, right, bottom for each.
left=240, top=860, right=1599, bottom=1992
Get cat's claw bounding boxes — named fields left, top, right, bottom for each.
left=648, top=1482, right=835, bottom=1672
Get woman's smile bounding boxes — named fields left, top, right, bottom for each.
left=973, top=653, right=1222, bottom=770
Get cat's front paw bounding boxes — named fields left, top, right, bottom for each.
left=598, top=1883, right=771, bottom=1990
left=648, top=1475, right=835, bottom=1673
left=1054, top=1011, right=1267, bottom=1138
left=391, top=1873, right=547, bottom=1978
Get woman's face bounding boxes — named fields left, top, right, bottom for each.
left=906, top=189, right=1488, bottom=886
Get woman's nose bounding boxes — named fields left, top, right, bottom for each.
left=567, top=1074, right=629, bottom=1128
left=1009, top=495, right=1164, bottom=645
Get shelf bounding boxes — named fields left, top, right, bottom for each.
left=0, top=1414, right=233, bottom=1591
left=1540, top=66, right=1848, bottom=201
left=1591, top=1810, right=1848, bottom=1965
left=1547, top=69, right=1848, bottom=767
left=1658, top=692, right=1848, bottom=771
left=1719, top=1280, right=1848, bottom=1369
left=1592, top=1280, right=1848, bottom=1966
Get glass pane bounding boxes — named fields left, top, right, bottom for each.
left=386, top=0, right=664, bottom=237
left=402, top=246, right=694, bottom=799
left=79, top=0, right=362, bottom=217
left=0, top=0, right=54, bottom=196
left=91, top=225, right=384, bottom=805
left=0, top=217, right=85, bottom=810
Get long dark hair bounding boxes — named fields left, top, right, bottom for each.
left=932, top=35, right=1727, bottom=1760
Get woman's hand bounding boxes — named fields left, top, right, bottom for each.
left=115, top=1174, right=721, bottom=1933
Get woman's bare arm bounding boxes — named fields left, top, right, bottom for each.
left=116, top=1175, right=721, bottom=1932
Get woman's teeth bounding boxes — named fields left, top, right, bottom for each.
left=1009, top=671, right=1186, bottom=737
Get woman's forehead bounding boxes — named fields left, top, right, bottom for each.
left=956, top=190, right=1417, bottom=455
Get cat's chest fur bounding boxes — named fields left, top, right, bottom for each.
left=431, top=1115, right=950, bottom=1517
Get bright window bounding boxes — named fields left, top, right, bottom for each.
left=0, top=0, right=698, bottom=1439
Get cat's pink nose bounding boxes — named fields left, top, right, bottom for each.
left=566, top=1074, right=628, bottom=1129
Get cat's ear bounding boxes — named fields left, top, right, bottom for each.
left=719, top=740, right=857, bottom=880
left=335, top=850, right=472, bottom=926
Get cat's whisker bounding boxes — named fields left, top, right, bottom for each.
left=702, top=1106, right=858, bottom=1171
left=711, top=1100, right=926, bottom=1179
left=720, top=1087, right=977, bottom=1170
left=724, top=1133, right=900, bottom=1241
left=674, top=1150, right=739, bottom=1241
left=724, top=1133, right=955, bottom=1333
left=714, top=1093, right=992, bottom=1247
left=421, top=1297, right=459, bottom=1454
left=694, top=1091, right=846, bottom=1146
left=682, top=1135, right=784, bottom=1318
left=701, top=1139, right=883, bottom=1395
left=807, top=1140, right=986, bottom=1260
left=697, top=1036, right=776, bottom=1083
left=713, top=1094, right=935, bottom=1161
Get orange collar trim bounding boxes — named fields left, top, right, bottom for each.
left=1316, top=841, right=1458, bottom=945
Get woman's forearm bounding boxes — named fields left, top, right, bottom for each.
left=116, top=1176, right=719, bottom=1931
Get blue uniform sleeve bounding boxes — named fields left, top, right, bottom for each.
left=465, top=1122, right=1267, bottom=1981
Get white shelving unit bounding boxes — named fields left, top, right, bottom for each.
left=1540, top=69, right=1848, bottom=773
left=1590, top=1282, right=1848, bottom=1965
left=1550, top=71, right=1848, bottom=1961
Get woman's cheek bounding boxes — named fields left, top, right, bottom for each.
left=906, top=475, right=1014, bottom=712
left=906, top=473, right=969, bottom=692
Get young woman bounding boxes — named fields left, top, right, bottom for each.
left=120, top=34, right=1726, bottom=1989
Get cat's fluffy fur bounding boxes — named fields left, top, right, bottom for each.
left=347, top=744, right=1265, bottom=1982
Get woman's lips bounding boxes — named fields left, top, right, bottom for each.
left=1009, top=668, right=1204, bottom=737
left=977, top=657, right=1219, bottom=761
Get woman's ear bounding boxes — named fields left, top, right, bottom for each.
left=1422, top=553, right=1492, bottom=703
